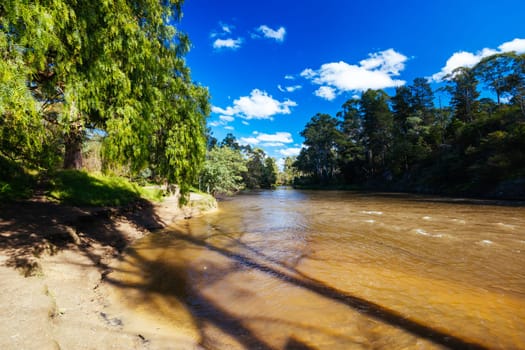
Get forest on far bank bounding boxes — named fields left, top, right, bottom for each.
left=282, top=52, right=525, bottom=199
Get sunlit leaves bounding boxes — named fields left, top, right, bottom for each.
left=1, top=0, right=209, bottom=194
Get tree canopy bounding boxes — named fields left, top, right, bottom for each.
left=0, top=0, right=209, bottom=197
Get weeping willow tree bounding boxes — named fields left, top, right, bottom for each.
left=0, top=0, right=209, bottom=196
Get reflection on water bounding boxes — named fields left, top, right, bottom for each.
left=108, top=189, right=525, bottom=349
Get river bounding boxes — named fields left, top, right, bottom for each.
left=108, top=189, right=525, bottom=349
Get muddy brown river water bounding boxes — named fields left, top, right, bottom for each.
left=109, top=189, right=525, bottom=349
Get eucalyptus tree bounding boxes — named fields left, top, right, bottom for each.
left=296, top=113, right=342, bottom=184
left=447, top=67, right=480, bottom=122
left=474, top=53, right=517, bottom=105
left=0, top=0, right=209, bottom=195
left=410, top=77, right=435, bottom=125
left=262, top=156, right=278, bottom=188
left=360, top=89, right=393, bottom=176
left=505, top=53, right=525, bottom=116
left=336, top=98, right=365, bottom=182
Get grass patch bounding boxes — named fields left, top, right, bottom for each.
left=48, top=170, right=163, bottom=206
left=0, top=156, right=36, bottom=200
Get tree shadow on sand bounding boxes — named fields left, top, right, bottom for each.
left=0, top=198, right=161, bottom=276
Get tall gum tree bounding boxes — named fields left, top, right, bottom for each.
left=0, top=0, right=209, bottom=196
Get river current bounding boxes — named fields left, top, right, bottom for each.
left=109, top=189, right=525, bottom=349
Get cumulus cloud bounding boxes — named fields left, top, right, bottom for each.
left=279, top=147, right=302, bottom=157
left=302, top=49, right=407, bottom=100
left=431, top=38, right=525, bottom=81
left=255, top=25, right=286, bottom=42
left=213, top=38, right=243, bottom=50
left=212, top=89, right=297, bottom=120
left=240, top=132, right=293, bottom=146
left=498, top=38, right=525, bottom=53
left=315, top=86, right=337, bottom=101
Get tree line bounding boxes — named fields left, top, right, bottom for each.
left=292, top=52, right=525, bottom=197
left=1, top=0, right=208, bottom=198
left=200, top=133, right=278, bottom=196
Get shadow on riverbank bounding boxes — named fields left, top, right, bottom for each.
left=0, top=197, right=164, bottom=276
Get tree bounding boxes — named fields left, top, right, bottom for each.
left=336, top=99, right=365, bottom=182
left=200, top=146, right=247, bottom=196
left=447, top=67, right=480, bottom=122
left=360, top=89, right=393, bottom=176
left=505, top=53, right=525, bottom=117
left=243, top=148, right=266, bottom=189
left=220, top=133, right=242, bottom=151
left=410, top=77, right=435, bottom=126
left=261, top=157, right=278, bottom=188
left=474, top=53, right=516, bottom=105
left=1, top=0, right=209, bottom=196
left=296, top=113, right=342, bottom=184
left=279, top=156, right=298, bottom=185
left=390, top=81, right=433, bottom=174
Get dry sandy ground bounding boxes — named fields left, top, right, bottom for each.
left=0, top=194, right=216, bottom=350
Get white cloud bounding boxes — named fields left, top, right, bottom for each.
left=315, top=86, right=337, bottom=101
left=278, top=84, right=302, bottom=93
left=224, top=126, right=234, bottom=130
left=285, top=74, right=295, bottom=80
left=212, top=89, right=297, bottom=120
left=213, top=38, right=243, bottom=50
left=498, top=38, right=525, bottom=53
left=208, top=121, right=221, bottom=127
left=256, top=25, right=286, bottom=42
left=300, top=68, right=316, bottom=79
left=302, top=49, right=407, bottom=100
left=359, top=49, right=407, bottom=75
left=221, top=23, right=232, bottom=34
left=241, top=121, right=249, bottom=126
left=257, top=132, right=293, bottom=143
left=240, top=137, right=260, bottom=145
left=219, top=115, right=235, bottom=122
left=431, top=38, right=525, bottom=82
left=262, top=142, right=285, bottom=147
left=240, top=132, right=293, bottom=146
left=279, top=147, right=302, bottom=157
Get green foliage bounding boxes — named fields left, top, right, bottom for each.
left=296, top=113, right=342, bottom=184
left=243, top=148, right=278, bottom=189
left=1, top=0, right=209, bottom=197
left=291, top=52, right=525, bottom=197
left=0, top=156, right=36, bottom=200
left=48, top=170, right=163, bottom=206
left=278, top=156, right=299, bottom=185
left=199, top=146, right=247, bottom=196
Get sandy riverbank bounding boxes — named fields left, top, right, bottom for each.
left=0, top=193, right=216, bottom=350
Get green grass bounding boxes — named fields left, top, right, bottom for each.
left=48, top=170, right=163, bottom=206
left=0, top=156, right=36, bottom=200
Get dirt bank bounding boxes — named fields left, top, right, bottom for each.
left=0, top=193, right=216, bottom=350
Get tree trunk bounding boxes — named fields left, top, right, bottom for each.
left=63, top=123, right=83, bottom=170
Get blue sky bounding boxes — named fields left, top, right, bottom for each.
left=179, top=0, right=525, bottom=165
